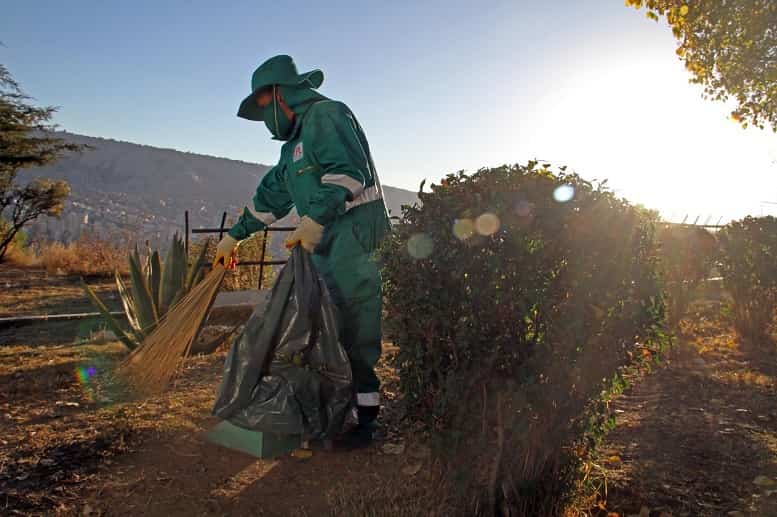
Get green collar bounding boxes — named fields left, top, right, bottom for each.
left=287, top=100, right=327, bottom=141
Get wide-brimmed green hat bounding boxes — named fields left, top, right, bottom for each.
left=237, top=55, right=324, bottom=121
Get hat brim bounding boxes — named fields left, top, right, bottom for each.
left=237, top=69, right=324, bottom=121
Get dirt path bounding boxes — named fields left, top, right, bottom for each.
left=78, top=348, right=428, bottom=517
left=599, top=302, right=777, bottom=516
left=0, top=341, right=433, bottom=517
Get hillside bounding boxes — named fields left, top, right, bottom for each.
left=23, top=132, right=418, bottom=247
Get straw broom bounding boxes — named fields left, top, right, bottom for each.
left=118, top=264, right=226, bottom=395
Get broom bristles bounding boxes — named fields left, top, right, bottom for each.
left=118, top=264, right=226, bottom=395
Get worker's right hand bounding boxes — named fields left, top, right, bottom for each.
left=214, top=235, right=239, bottom=269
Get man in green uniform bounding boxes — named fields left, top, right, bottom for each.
left=214, top=55, right=391, bottom=445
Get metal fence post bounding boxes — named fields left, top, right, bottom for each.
left=218, top=211, right=227, bottom=240
left=184, top=210, right=189, bottom=257
left=258, top=227, right=269, bottom=290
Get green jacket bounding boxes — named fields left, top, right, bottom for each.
left=229, top=100, right=388, bottom=241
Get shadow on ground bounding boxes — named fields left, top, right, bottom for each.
left=600, top=303, right=777, bottom=516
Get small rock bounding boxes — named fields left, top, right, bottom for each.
left=401, top=463, right=422, bottom=476
left=753, top=475, right=776, bottom=487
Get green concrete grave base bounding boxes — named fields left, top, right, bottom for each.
left=206, top=420, right=302, bottom=459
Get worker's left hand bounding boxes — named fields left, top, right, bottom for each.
left=214, top=234, right=239, bottom=269
left=285, top=216, right=324, bottom=253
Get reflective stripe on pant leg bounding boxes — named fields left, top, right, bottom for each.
left=357, top=392, right=380, bottom=406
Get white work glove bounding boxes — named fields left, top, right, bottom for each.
left=285, top=216, right=324, bottom=253
left=214, top=234, right=238, bottom=269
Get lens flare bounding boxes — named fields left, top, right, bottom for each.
left=475, top=213, right=501, bottom=236
left=453, top=218, right=475, bottom=240
left=75, top=365, right=96, bottom=384
left=407, top=233, right=434, bottom=259
left=553, top=184, right=574, bottom=203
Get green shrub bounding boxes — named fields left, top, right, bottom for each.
left=657, top=225, right=717, bottom=325
left=718, top=216, right=777, bottom=342
left=380, top=163, right=668, bottom=515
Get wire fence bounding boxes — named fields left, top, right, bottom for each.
left=185, top=210, right=295, bottom=289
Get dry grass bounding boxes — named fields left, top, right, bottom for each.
left=38, top=234, right=129, bottom=277
left=6, top=233, right=130, bottom=277
left=4, top=242, right=38, bottom=267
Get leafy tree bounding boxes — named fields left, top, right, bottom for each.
left=0, top=63, right=84, bottom=261
left=627, top=0, right=777, bottom=130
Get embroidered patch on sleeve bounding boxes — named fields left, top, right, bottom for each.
left=293, top=142, right=304, bottom=162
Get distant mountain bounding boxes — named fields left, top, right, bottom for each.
left=24, top=132, right=418, bottom=248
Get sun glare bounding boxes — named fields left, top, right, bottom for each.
left=525, top=56, right=777, bottom=223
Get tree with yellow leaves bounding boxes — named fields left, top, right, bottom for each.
left=627, top=0, right=777, bottom=131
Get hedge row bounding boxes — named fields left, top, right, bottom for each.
left=380, top=163, right=669, bottom=514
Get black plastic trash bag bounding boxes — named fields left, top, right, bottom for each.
left=212, top=247, right=354, bottom=440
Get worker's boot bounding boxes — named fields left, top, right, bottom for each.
left=334, top=405, right=379, bottom=449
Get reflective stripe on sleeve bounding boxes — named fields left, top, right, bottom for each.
left=321, top=173, right=365, bottom=198
left=345, top=184, right=382, bottom=211
left=356, top=392, right=380, bottom=407
left=247, top=206, right=277, bottom=226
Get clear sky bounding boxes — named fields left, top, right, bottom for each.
left=3, top=0, right=776, bottom=222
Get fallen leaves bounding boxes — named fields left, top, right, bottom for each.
left=753, top=475, right=776, bottom=488
left=382, top=442, right=405, bottom=455
left=55, top=401, right=81, bottom=408
left=291, top=449, right=313, bottom=460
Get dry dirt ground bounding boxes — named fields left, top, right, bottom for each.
left=3, top=268, right=777, bottom=516
left=0, top=341, right=431, bottom=516
left=596, top=302, right=777, bottom=517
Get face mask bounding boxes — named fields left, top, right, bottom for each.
left=263, top=85, right=294, bottom=140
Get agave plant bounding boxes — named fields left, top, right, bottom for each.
left=82, top=233, right=210, bottom=350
